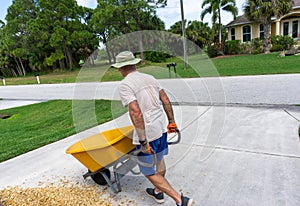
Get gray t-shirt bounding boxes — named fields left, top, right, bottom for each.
left=119, top=71, right=167, bottom=144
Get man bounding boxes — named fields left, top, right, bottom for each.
left=111, top=51, right=193, bottom=206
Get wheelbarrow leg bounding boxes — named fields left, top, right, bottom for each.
left=114, top=172, right=122, bottom=192
left=100, top=171, right=119, bottom=194
left=113, top=155, right=139, bottom=193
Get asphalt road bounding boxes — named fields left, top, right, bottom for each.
left=0, top=74, right=300, bottom=105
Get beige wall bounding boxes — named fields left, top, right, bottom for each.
left=271, top=22, right=276, bottom=36
left=228, top=25, right=242, bottom=41
left=251, top=23, right=261, bottom=39
left=228, top=23, right=261, bottom=41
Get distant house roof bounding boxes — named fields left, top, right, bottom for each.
left=225, top=14, right=252, bottom=27
left=294, top=0, right=300, bottom=8
left=226, top=0, right=300, bottom=28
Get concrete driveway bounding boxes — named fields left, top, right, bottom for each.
left=0, top=74, right=300, bottom=205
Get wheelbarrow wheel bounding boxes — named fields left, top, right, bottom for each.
left=89, top=169, right=111, bottom=185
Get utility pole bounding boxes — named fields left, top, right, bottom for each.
left=180, top=0, right=188, bottom=70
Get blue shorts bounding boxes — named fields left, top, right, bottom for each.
left=136, top=133, right=168, bottom=176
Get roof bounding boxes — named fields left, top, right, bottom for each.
left=226, top=1, right=300, bottom=28
left=294, top=0, right=300, bottom=7
left=225, top=14, right=252, bottom=27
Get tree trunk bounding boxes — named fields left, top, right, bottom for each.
left=105, top=45, right=112, bottom=64
left=138, top=31, right=144, bottom=63
left=11, top=68, right=17, bottom=77
left=102, top=31, right=112, bottom=64
left=264, top=22, right=271, bottom=53
left=18, top=57, right=26, bottom=76
left=133, top=9, right=144, bottom=64
left=14, top=57, right=22, bottom=76
left=64, top=46, right=73, bottom=70
left=59, top=57, right=66, bottom=71
left=59, top=60, right=64, bottom=71
left=218, top=7, right=222, bottom=44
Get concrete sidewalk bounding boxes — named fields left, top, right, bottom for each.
left=1, top=105, right=299, bottom=206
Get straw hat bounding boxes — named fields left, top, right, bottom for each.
left=111, top=51, right=141, bottom=69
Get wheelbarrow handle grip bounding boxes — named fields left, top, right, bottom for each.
left=130, top=148, right=157, bottom=168
left=130, top=129, right=181, bottom=167
left=168, top=128, right=181, bottom=145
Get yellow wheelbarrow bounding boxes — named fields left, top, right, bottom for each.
left=66, top=125, right=181, bottom=193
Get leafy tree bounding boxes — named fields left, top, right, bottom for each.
left=211, top=23, right=227, bottom=44
left=169, top=20, right=215, bottom=51
left=0, top=0, right=167, bottom=76
left=0, top=26, right=10, bottom=76
left=2, top=0, right=38, bottom=76
left=169, top=20, right=185, bottom=35
left=27, top=0, right=98, bottom=70
left=92, top=0, right=124, bottom=64
left=117, top=0, right=165, bottom=62
left=244, top=0, right=293, bottom=53
left=93, top=0, right=166, bottom=63
left=201, top=0, right=238, bottom=44
left=38, top=0, right=82, bottom=70
left=186, top=20, right=212, bottom=49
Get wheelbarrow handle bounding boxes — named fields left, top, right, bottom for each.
left=130, top=148, right=157, bottom=168
left=168, top=129, right=181, bottom=145
left=130, top=129, right=181, bottom=167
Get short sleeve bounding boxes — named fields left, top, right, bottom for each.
left=119, top=83, right=137, bottom=107
left=157, top=80, right=163, bottom=91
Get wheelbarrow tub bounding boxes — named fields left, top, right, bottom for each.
left=66, top=125, right=135, bottom=173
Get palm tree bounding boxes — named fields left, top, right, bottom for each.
left=244, top=0, right=293, bottom=53
left=169, top=20, right=186, bottom=34
left=201, top=0, right=238, bottom=44
left=186, top=20, right=212, bottom=49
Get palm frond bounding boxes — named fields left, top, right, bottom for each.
left=200, top=7, right=212, bottom=20
left=222, top=5, right=238, bottom=18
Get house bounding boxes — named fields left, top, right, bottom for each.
left=226, top=0, right=300, bottom=43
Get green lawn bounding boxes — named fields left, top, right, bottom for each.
left=0, top=100, right=126, bottom=162
left=213, top=52, right=300, bottom=76
left=1, top=52, right=300, bottom=85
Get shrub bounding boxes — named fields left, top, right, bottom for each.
left=0, top=68, right=13, bottom=77
left=207, top=44, right=223, bottom=58
left=143, top=51, right=171, bottom=63
left=225, top=40, right=241, bottom=55
left=271, top=35, right=295, bottom=51
left=251, top=38, right=264, bottom=54
left=240, top=42, right=252, bottom=54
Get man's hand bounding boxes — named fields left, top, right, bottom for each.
left=139, top=140, right=151, bottom=154
left=167, top=122, right=178, bottom=133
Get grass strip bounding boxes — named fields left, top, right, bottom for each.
left=213, top=52, right=300, bottom=76
left=0, top=100, right=127, bottom=162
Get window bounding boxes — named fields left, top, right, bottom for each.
left=292, top=20, right=298, bottom=38
left=260, top=24, right=264, bottom=39
left=242, top=25, right=251, bottom=42
left=283, top=22, right=289, bottom=36
left=231, top=28, right=236, bottom=40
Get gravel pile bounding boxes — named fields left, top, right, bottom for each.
left=0, top=174, right=138, bottom=205
left=0, top=184, right=112, bottom=206
left=0, top=176, right=115, bottom=206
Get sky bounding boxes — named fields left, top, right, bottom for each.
left=0, top=0, right=246, bottom=28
